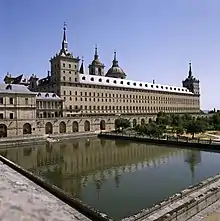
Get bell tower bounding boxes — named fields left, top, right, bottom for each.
left=88, top=45, right=105, bottom=76
left=182, top=61, right=200, bottom=95
left=49, top=22, right=80, bottom=96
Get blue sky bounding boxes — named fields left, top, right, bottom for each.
left=0, top=0, right=219, bottom=109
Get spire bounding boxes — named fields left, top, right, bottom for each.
left=61, top=22, right=68, bottom=52
left=79, top=56, right=85, bottom=74
left=114, top=51, right=117, bottom=60
left=188, top=61, right=192, bottom=78
left=112, top=51, right=119, bottom=67
left=94, top=44, right=98, bottom=60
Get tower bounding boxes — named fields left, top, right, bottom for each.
left=88, top=45, right=105, bottom=76
left=105, top=51, right=126, bottom=79
left=49, top=23, right=80, bottom=96
left=182, top=62, right=200, bottom=95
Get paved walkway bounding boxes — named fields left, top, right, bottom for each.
left=187, top=200, right=220, bottom=221
left=0, top=161, right=91, bottom=221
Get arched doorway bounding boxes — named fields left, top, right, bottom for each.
left=45, top=122, right=53, bottom=134
left=100, top=120, right=106, bottom=130
left=141, top=118, right=145, bottom=125
left=0, top=124, right=7, bottom=137
left=72, top=121, right=79, bottom=132
left=133, top=119, right=137, bottom=127
left=84, top=120, right=90, bottom=132
left=23, top=123, right=32, bottom=135
left=59, top=121, right=66, bottom=133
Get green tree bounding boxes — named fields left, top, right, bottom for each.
left=175, top=125, right=185, bottom=136
left=186, top=118, right=207, bottom=138
left=115, top=118, right=131, bottom=131
left=156, top=112, right=171, bottom=126
left=210, top=113, right=220, bottom=130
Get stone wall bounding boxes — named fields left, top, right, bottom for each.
left=0, top=114, right=157, bottom=138
left=122, top=174, right=220, bottom=221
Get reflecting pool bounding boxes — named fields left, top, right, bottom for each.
left=1, top=138, right=220, bottom=220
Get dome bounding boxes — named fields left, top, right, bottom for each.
left=92, top=58, right=103, bottom=66
left=105, top=52, right=126, bottom=79
left=90, top=46, right=104, bottom=67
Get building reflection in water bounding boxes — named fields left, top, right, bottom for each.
left=0, top=138, right=187, bottom=198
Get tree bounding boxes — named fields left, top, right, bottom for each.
left=170, top=114, right=182, bottom=127
left=115, top=118, right=131, bottom=131
left=156, top=112, right=172, bottom=126
left=186, top=118, right=207, bottom=138
left=175, top=125, right=185, bottom=136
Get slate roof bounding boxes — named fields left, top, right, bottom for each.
left=0, top=84, right=36, bottom=95
left=36, top=92, right=62, bottom=100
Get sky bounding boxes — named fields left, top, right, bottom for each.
left=0, top=0, right=219, bottom=110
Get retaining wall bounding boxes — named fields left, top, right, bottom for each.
left=122, top=174, right=220, bottom=221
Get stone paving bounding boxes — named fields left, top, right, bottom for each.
left=188, top=200, right=220, bottom=221
left=0, top=161, right=91, bottom=221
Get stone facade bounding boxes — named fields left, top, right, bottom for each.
left=1, top=24, right=201, bottom=137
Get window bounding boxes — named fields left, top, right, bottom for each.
left=63, top=76, right=65, bottom=81
left=0, top=113, right=3, bottom=119
left=82, top=76, right=86, bottom=80
left=6, top=85, right=12, bottom=90
left=9, top=113, right=13, bottom=119
left=127, top=82, right=130, bottom=85
left=25, top=98, right=28, bottom=105
left=98, top=68, right=102, bottom=75
left=69, top=64, right=71, bottom=68
left=151, top=85, right=153, bottom=88
left=91, top=77, right=94, bottom=81
left=133, top=82, right=136, bottom=86
left=98, top=78, right=102, bottom=82
left=9, top=97, right=13, bottom=104
left=106, top=79, right=109, bottom=83
left=113, top=80, right=117, bottom=84
left=0, top=97, right=3, bottom=104
left=69, top=77, right=71, bottom=81
left=63, top=63, right=65, bottom=67
left=120, top=81, right=123, bottom=84
left=139, top=83, right=142, bottom=86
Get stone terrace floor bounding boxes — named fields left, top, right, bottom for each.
left=188, top=200, right=220, bottom=221
left=0, top=161, right=91, bottom=221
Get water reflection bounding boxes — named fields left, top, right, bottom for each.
left=185, top=150, right=202, bottom=183
left=1, top=138, right=220, bottom=220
